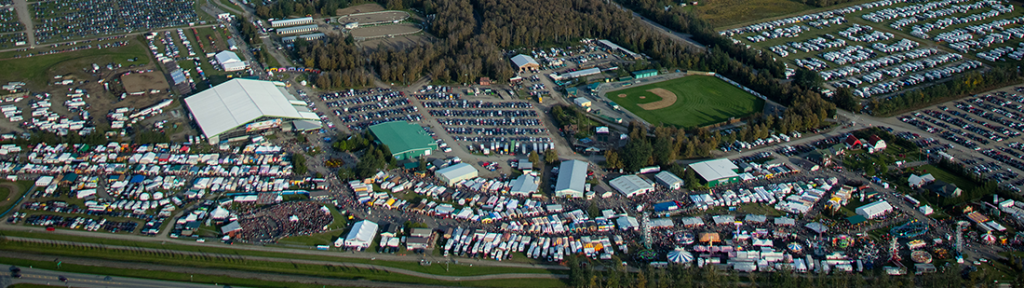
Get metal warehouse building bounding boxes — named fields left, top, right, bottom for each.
left=276, top=24, right=319, bottom=35
left=183, top=79, right=321, bottom=144
left=271, top=17, right=313, bottom=28
left=554, top=160, right=588, bottom=198
left=688, top=158, right=740, bottom=187
left=654, top=171, right=684, bottom=190
left=368, top=121, right=437, bottom=161
left=610, top=175, right=653, bottom=198
left=435, top=163, right=478, bottom=186
left=511, top=54, right=540, bottom=72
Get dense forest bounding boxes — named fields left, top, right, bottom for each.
left=564, top=253, right=1022, bottom=288
left=868, top=66, right=1022, bottom=116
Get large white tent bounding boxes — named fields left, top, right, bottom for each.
left=343, top=220, right=379, bottom=250
left=184, top=79, right=320, bottom=142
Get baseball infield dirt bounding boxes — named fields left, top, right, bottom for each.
left=617, top=94, right=626, bottom=98
left=637, top=88, right=678, bottom=110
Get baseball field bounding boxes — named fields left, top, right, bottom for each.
left=608, top=75, right=764, bottom=128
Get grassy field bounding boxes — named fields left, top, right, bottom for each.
left=0, top=230, right=565, bottom=277
left=608, top=75, right=764, bottom=128
left=0, top=240, right=567, bottom=287
left=687, top=0, right=815, bottom=28
left=917, top=164, right=979, bottom=192
left=0, top=181, right=36, bottom=216
left=0, top=38, right=150, bottom=90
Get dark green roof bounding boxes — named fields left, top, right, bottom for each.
left=369, top=121, right=437, bottom=155
left=847, top=215, right=868, bottom=225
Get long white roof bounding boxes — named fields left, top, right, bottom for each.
left=184, top=79, right=318, bottom=138
left=511, top=54, right=539, bottom=68
left=436, top=163, right=478, bottom=180
left=688, top=158, right=739, bottom=181
left=609, top=175, right=653, bottom=196
left=555, top=160, right=588, bottom=194
left=345, top=220, right=379, bottom=245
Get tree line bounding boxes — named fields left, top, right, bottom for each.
left=868, top=66, right=1022, bottom=116
left=564, top=253, right=1010, bottom=288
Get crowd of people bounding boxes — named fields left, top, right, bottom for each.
left=236, top=202, right=333, bottom=243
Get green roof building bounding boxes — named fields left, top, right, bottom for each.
left=632, top=69, right=658, bottom=79
left=368, top=121, right=437, bottom=161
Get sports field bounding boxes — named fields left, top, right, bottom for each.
left=608, top=75, right=764, bottom=128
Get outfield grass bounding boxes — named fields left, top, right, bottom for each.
left=0, top=181, right=36, bottom=216
left=608, top=75, right=764, bottom=128
left=0, top=39, right=150, bottom=90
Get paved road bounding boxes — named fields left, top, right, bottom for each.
left=5, top=264, right=219, bottom=288
left=608, top=2, right=706, bottom=51
left=11, top=0, right=35, bottom=48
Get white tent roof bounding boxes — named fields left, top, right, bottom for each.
left=436, top=163, right=478, bottom=181
left=555, top=160, right=588, bottom=196
left=511, top=54, right=539, bottom=68
left=184, top=79, right=318, bottom=138
left=654, top=171, right=683, bottom=186
left=509, top=174, right=539, bottom=195
left=609, top=175, right=653, bottom=197
left=344, top=220, right=379, bottom=246
left=688, top=158, right=739, bottom=181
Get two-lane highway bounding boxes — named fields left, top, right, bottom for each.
left=3, top=264, right=221, bottom=288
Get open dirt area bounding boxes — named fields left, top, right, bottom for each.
left=335, top=3, right=385, bottom=16
left=338, top=11, right=409, bottom=25
left=121, top=71, right=170, bottom=93
left=359, top=34, right=433, bottom=51
left=617, top=94, right=626, bottom=98
left=637, top=88, right=677, bottom=110
left=350, top=23, right=421, bottom=38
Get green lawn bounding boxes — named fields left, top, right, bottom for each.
left=0, top=38, right=150, bottom=90
left=0, top=230, right=565, bottom=277
left=734, top=203, right=784, bottom=217
left=689, top=0, right=815, bottom=28
left=0, top=181, right=36, bottom=216
left=917, top=164, right=979, bottom=192
left=608, top=75, right=764, bottom=128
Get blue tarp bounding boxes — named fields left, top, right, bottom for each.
left=653, top=201, right=679, bottom=212
left=130, top=175, right=145, bottom=183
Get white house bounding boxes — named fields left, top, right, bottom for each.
left=866, top=135, right=887, bottom=153
left=908, top=173, right=936, bottom=189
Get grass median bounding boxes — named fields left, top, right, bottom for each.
left=0, top=231, right=566, bottom=277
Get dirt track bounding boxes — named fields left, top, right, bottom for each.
left=637, top=88, right=677, bottom=110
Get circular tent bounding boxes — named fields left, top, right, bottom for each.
left=667, top=248, right=694, bottom=263
left=982, top=232, right=997, bottom=244
left=787, top=242, right=804, bottom=254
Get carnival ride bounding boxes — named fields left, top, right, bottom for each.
left=891, top=219, right=929, bottom=238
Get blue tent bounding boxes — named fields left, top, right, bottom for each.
left=130, top=175, right=145, bottom=183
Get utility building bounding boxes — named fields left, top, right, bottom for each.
left=654, top=171, right=684, bottom=190
left=555, top=160, right=588, bottom=198
left=276, top=24, right=318, bottom=35
left=511, top=54, right=540, bottom=72
left=610, top=175, right=654, bottom=198
left=271, top=17, right=313, bottom=27
left=215, top=51, right=246, bottom=72
left=368, top=121, right=437, bottom=161
left=435, top=163, right=478, bottom=186
left=688, top=158, right=740, bottom=187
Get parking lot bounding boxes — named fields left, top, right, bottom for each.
left=895, top=85, right=1024, bottom=191
left=31, top=0, right=200, bottom=43
left=722, top=0, right=1024, bottom=98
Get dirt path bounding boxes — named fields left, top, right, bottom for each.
left=12, top=0, right=35, bottom=48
